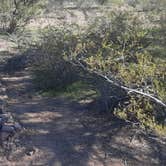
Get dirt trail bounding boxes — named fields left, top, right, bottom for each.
left=1, top=69, right=126, bottom=166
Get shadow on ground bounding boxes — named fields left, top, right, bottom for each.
left=6, top=89, right=166, bottom=166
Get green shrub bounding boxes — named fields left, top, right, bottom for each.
left=65, top=11, right=166, bottom=135
left=32, top=26, right=79, bottom=90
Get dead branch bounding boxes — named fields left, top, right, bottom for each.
left=71, top=59, right=166, bottom=108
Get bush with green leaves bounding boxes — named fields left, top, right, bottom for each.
left=32, top=26, right=79, bottom=90
left=65, top=11, right=166, bottom=135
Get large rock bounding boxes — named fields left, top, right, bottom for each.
left=0, top=114, right=10, bottom=122
left=1, top=125, right=15, bottom=133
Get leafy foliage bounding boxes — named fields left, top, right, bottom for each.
left=39, top=13, right=166, bottom=135
left=32, top=26, right=79, bottom=90
left=0, top=0, right=46, bottom=33
left=71, top=11, right=166, bottom=135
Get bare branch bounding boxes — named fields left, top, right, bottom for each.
left=72, top=59, right=166, bottom=108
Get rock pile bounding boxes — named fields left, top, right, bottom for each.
left=0, top=113, right=21, bottom=142
left=0, top=80, right=21, bottom=145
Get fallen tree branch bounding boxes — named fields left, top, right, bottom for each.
left=71, top=59, right=166, bottom=108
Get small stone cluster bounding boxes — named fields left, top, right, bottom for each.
left=0, top=81, right=21, bottom=145
left=0, top=113, right=21, bottom=143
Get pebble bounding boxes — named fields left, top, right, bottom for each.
left=26, top=147, right=36, bottom=156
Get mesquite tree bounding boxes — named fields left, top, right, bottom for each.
left=64, top=11, right=166, bottom=134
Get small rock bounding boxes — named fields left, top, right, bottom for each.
left=26, top=147, right=36, bottom=156
left=0, top=95, right=8, bottom=100
left=1, top=125, right=15, bottom=133
left=0, top=114, right=9, bottom=122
